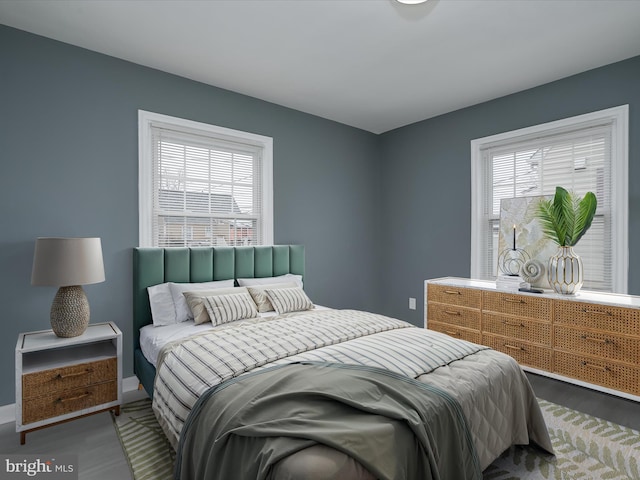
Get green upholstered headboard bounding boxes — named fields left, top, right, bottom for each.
left=132, top=245, right=304, bottom=349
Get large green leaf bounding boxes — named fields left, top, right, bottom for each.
left=535, top=187, right=597, bottom=247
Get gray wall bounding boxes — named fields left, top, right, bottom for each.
left=1, top=23, right=639, bottom=407
left=0, top=25, right=383, bottom=406
left=379, top=55, right=640, bottom=325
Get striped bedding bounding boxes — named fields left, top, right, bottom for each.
left=152, top=309, right=488, bottom=449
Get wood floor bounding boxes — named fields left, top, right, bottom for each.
left=0, top=375, right=638, bottom=480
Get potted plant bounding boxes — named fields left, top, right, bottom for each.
left=536, top=186, right=597, bottom=294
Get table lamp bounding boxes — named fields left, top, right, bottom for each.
left=31, top=237, right=105, bottom=337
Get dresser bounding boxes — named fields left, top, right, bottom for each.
left=15, top=322, right=122, bottom=444
left=425, top=277, right=640, bottom=401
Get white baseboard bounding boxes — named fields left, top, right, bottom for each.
left=0, top=375, right=141, bottom=426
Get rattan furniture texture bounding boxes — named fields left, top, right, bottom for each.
left=15, top=322, right=122, bottom=444
left=425, top=278, right=640, bottom=401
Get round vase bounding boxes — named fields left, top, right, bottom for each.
left=548, top=246, right=583, bottom=295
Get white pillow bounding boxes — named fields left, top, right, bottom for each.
left=265, top=286, right=314, bottom=314
left=237, top=274, right=303, bottom=288
left=203, top=292, right=258, bottom=326
left=148, top=283, right=176, bottom=327
left=183, top=287, right=250, bottom=325
left=169, top=280, right=235, bottom=323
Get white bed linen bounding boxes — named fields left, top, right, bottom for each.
left=140, top=306, right=329, bottom=367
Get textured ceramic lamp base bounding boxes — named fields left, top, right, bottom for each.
left=548, top=246, right=584, bottom=295
left=50, top=285, right=90, bottom=337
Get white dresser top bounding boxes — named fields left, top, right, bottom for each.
left=426, top=277, right=640, bottom=309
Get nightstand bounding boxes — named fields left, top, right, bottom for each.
left=15, top=322, right=122, bottom=444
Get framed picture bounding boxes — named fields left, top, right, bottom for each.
left=498, top=196, right=555, bottom=288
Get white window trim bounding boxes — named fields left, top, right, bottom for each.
left=138, top=110, right=273, bottom=248
left=470, top=105, right=629, bottom=293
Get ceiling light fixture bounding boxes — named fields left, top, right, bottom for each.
left=396, top=0, right=429, bottom=4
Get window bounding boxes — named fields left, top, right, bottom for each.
left=139, top=110, right=273, bottom=248
left=471, top=106, right=628, bottom=293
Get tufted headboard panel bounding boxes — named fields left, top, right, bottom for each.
left=132, top=245, right=304, bottom=349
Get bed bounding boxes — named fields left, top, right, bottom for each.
left=133, top=245, right=553, bottom=480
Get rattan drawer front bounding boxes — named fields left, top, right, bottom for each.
left=554, top=351, right=640, bottom=396
left=482, top=333, right=551, bottom=370
left=483, top=291, right=551, bottom=320
left=22, top=381, right=118, bottom=424
left=427, top=285, right=482, bottom=309
left=22, top=357, right=117, bottom=399
left=428, top=303, right=480, bottom=330
left=555, top=300, right=640, bottom=336
left=428, top=322, right=482, bottom=344
left=554, top=326, right=639, bottom=365
left=483, top=313, right=551, bottom=347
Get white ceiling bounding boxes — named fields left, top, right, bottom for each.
left=2, top=0, right=640, bottom=133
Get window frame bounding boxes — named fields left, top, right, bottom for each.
left=470, top=105, right=628, bottom=293
left=138, top=110, right=273, bottom=248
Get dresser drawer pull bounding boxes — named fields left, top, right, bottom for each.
left=503, top=343, right=525, bottom=351
left=56, top=369, right=91, bottom=380
left=581, top=361, right=610, bottom=372
left=580, top=335, right=613, bottom=344
left=444, top=290, right=461, bottom=295
left=502, top=320, right=525, bottom=327
left=581, top=308, right=612, bottom=316
left=444, top=330, right=460, bottom=336
left=502, top=298, right=525, bottom=304
left=56, top=392, right=91, bottom=403
left=444, top=310, right=461, bottom=316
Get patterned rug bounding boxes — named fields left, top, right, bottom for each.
left=113, top=398, right=640, bottom=480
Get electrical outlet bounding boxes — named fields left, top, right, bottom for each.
left=409, top=297, right=416, bottom=310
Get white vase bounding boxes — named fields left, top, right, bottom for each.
left=548, top=246, right=583, bottom=294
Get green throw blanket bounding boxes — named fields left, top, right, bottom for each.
left=175, top=362, right=482, bottom=480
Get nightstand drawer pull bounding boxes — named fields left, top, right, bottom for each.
left=580, top=335, right=613, bottom=344
left=444, top=290, right=461, bottom=295
left=502, top=298, right=526, bottom=304
left=502, top=320, right=525, bottom=327
left=581, top=361, right=609, bottom=372
left=56, top=369, right=91, bottom=380
left=504, top=343, right=526, bottom=351
left=581, top=308, right=612, bottom=316
left=444, top=310, right=461, bottom=316
left=444, top=330, right=460, bottom=336
left=56, top=392, right=91, bottom=403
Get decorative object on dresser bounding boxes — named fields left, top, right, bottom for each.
left=535, top=187, right=597, bottom=295
left=497, top=224, right=531, bottom=276
left=497, top=196, right=555, bottom=288
left=15, top=322, right=122, bottom=445
left=426, top=277, right=640, bottom=401
left=31, top=237, right=105, bottom=337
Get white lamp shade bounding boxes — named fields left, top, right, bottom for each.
left=31, top=237, right=105, bottom=287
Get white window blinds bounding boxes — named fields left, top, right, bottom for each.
left=481, top=126, right=610, bottom=290
left=139, top=111, right=273, bottom=248
left=471, top=106, right=628, bottom=293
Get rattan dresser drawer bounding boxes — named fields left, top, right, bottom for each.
left=482, top=333, right=552, bottom=370
left=554, top=351, right=640, bottom=396
left=428, top=321, right=482, bottom=344
left=427, top=285, right=482, bottom=309
left=483, top=291, right=551, bottom=319
left=554, top=326, right=639, bottom=364
left=554, top=300, right=640, bottom=336
left=22, top=357, right=117, bottom=399
left=427, top=303, right=480, bottom=330
left=483, top=313, right=551, bottom=347
left=22, top=381, right=118, bottom=424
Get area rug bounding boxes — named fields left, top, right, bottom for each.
left=113, top=398, right=640, bottom=480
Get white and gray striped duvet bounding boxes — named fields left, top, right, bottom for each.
left=152, top=309, right=552, bottom=468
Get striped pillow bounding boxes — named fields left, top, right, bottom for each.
left=264, top=286, right=313, bottom=314
left=183, top=287, right=249, bottom=325
left=246, top=282, right=298, bottom=313
left=203, top=292, right=258, bottom=326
